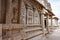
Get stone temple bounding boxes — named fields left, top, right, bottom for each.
left=0, top=0, right=59, bottom=40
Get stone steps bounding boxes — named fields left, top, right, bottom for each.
left=22, top=25, right=43, bottom=40
left=23, top=27, right=42, bottom=32
left=2, top=24, right=43, bottom=40
left=24, top=31, right=43, bottom=40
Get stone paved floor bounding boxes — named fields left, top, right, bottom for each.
left=45, top=29, right=60, bottom=40
left=29, top=28, right=60, bottom=40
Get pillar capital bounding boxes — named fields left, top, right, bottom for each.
left=41, top=8, right=47, bottom=15
left=41, top=11, right=45, bottom=15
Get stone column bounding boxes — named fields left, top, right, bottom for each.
left=38, top=11, right=41, bottom=24
left=46, top=14, right=50, bottom=33
left=6, top=0, right=13, bottom=24
left=41, top=11, right=45, bottom=36
left=51, top=16, right=53, bottom=29
left=0, top=0, right=6, bottom=23
left=55, top=19, right=57, bottom=26
left=57, top=20, right=58, bottom=26
left=56, top=19, right=58, bottom=26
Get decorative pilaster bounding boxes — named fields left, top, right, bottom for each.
left=12, top=0, right=19, bottom=23
left=0, top=0, right=1, bottom=23
left=6, top=0, right=13, bottom=24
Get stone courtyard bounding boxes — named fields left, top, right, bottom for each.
left=29, top=27, right=60, bottom=40
left=45, top=28, right=60, bottom=40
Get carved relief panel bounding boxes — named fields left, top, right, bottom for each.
left=12, top=0, right=19, bottom=23
left=27, top=6, right=34, bottom=24
left=20, top=0, right=40, bottom=24
left=20, top=0, right=27, bottom=24
left=33, top=9, right=40, bottom=24
left=20, top=1, right=34, bottom=24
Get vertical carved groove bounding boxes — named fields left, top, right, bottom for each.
left=17, top=0, right=20, bottom=24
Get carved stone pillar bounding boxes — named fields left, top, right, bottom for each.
left=46, top=14, right=50, bottom=33
left=57, top=20, right=58, bottom=26
left=41, top=10, right=45, bottom=35
left=38, top=10, right=41, bottom=24
left=20, top=0, right=27, bottom=24
left=51, top=16, right=53, bottom=29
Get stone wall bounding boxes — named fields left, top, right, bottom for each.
left=1, top=0, right=44, bottom=40
left=0, top=0, right=6, bottom=23
left=20, top=0, right=40, bottom=24
left=0, top=0, right=1, bottom=23
left=0, top=0, right=41, bottom=24
left=53, top=19, right=58, bottom=26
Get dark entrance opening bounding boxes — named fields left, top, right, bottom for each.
left=45, top=20, right=46, bottom=28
